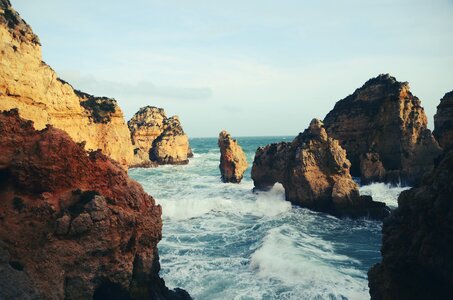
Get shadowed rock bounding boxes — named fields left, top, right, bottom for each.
left=252, top=119, right=389, bottom=219
left=368, top=150, right=453, bottom=299
left=434, top=90, right=453, bottom=150
left=218, top=130, right=248, bottom=183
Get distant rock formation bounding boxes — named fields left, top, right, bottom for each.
left=128, top=106, right=192, bottom=167
left=218, top=130, right=248, bottom=183
left=434, top=90, right=453, bottom=150
left=368, top=149, right=453, bottom=299
left=0, top=110, right=190, bottom=299
left=252, top=119, right=389, bottom=219
left=324, top=74, right=442, bottom=185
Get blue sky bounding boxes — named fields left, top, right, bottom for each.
left=13, top=0, right=453, bottom=137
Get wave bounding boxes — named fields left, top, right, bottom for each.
left=359, top=183, right=410, bottom=208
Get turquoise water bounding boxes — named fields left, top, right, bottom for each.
left=129, top=137, right=408, bottom=300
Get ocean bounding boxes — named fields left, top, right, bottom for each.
left=129, top=136, right=409, bottom=300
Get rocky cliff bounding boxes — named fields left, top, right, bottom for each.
left=324, top=74, right=442, bottom=185
left=252, top=119, right=389, bottom=219
left=434, top=90, right=453, bottom=150
left=218, top=130, right=248, bottom=183
left=129, top=106, right=192, bottom=167
left=0, top=110, right=190, bottom=299
left=368, top=150, right=453, bottom=299
left=0, top=0, right=133, bottom=168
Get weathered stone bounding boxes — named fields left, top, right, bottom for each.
left=129, top=106, right=192, bottom=167
left=218, top=130, right=248, bottom=183
left=252, top=119, right=389, bottom=219
left=0, top=0, right=133, bottom=168
left=324, top=74, right=442, bottom=185
left=434, top=90, right=453, bottom=150
left=368, top=150, right=453, bottom=299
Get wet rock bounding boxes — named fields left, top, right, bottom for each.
left=218, top=130, right=249, bottom=183
left=252, top=119, right=389, bottom=219
left=324, top=74, right=442, bottom=185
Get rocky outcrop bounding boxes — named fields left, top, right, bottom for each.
left=128, top=106, right=192, bottom=167
left=252, top=119, right=389, bottom=219
left=0, top=0, right=133, bottom=168
left=324, top=74, right=442, bottom=185
left=434, top=90, right=453, bottom=150
left=0, top=110, right=190, bottom=299
left=368, top=150, right=453, bottom=299
left=218, top=130, right=248, bottom=183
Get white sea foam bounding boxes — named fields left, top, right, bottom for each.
left=359, top=183, right=410, bottom=208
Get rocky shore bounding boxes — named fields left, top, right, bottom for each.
left=252, top=119, right=389, bottom=219
left=129, top=106, right=192, bottom=168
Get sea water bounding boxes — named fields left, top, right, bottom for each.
left=129, top=137, right=409, bottom=300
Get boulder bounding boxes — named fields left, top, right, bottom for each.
left=324, top=74, right=442, bottom=185
left=128, top=106, right=192, bottom=167
left=434, top=90, right=453, bottom=150
left=252, top=119, right=389, bottom=219
left=0, top=0, right=134, bottom=168
left=368, top=150, right=453, bottom=299
left=218, top=130, right=249, bottom=183
left=0, top=109, right=191, bottom=300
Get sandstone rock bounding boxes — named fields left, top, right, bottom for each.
left=0, top=110, right=191, bottom=299
left=218, top=130, right=249, bottom=183
left=368, top=150, right=453, bottom=299
left=433, top=90, right=453, bottom=150
left=252, top=119, right=389, bottom=219
left=129, top=106, right=192, bottom=167
left=324, top=74, right=442, bottom=185
left=150, top=116, right=193, bottom=165
left=0, top=0, right=133, bottom=168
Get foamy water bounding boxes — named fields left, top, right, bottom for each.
left=130, top=137, right=408, bottom=300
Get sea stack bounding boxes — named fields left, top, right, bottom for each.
left=218, top=130, right=249, bottom=183
left=128, top=106, right=192, bottom=167
left=252, top=119, right=389, bottom=219
left=434, top=90, right=453, bottom=150
left=0, top=0, right=133, bottom=168
left=324, top=74, right=442, bottom=185
left=368, top=149, right=453, bottom=299
left=0, top=110, right=190, bottom=299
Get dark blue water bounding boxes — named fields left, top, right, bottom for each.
left=129, top=137, right=408, bottom=300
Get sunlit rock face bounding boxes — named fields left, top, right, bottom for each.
left=434, top=90, right=453, bottom=150
left=218, top=130, right=248, bottom=183
left=0, top=0, right=134, bottom=168
left=129, top=106, right=192, bottom=167
left=252, top=119, right=389, bottom=219
left=324, top=74, right=442, bottom=185
left=0, top=110, right=191, bottom=299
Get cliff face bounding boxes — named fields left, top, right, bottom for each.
left=218, top=130, right=248, bottom=183
left=252, top=119, right=389, bottom=219
left=129, top=106, right=192, bottom=167
left=368, top=150, right=453, bottom=299
left=0, top=110, right=190, bottom=299
left=324, top=74, right=442, bottom=185
left=0, top=0, right=133, bottom=168
left=434, top=90, right=453, bottom=150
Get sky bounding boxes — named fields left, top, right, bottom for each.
left=13, top=0, right=453, bottom=137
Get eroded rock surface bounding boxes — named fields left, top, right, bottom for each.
left=0, top=110, right=190, bottom=300
left=434, top=90, right=453, bottom=150
left=129, top=106, right=192, bottom=167
left=324, top=74, right=442, bottom=185
left=252, top=119, right=389, bottom=219
left=368, top=150, right=453, bottom=299
left=218, top=130, right=248, bottom=183
left=0, top=0, right=133, bottom=167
